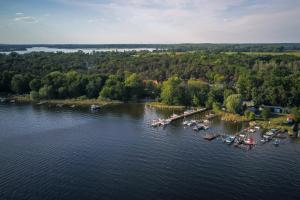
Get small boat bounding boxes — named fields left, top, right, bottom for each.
left=90, top=104, right=101, bottom=111
left=263, top=135, right=271, bottom=141
left=249, top=128, right=256, bottom=133
left=182, top=120, right=189, bottom=126
left=203, top=133, right=219, bottom=140
left=162, top=119, right=171, bottom=126
left=203, top=125, right=209, bottom=130
left=0, top=97, right=7, bottom=103
left=193, top=123, right=204, bottom=131
left=244, top=137, right=255, bottom=145
left=225, top=135, right=236, bottom=144
left=203, top=119, right=210, bottom=124
left=260, top=138, right=267, bottom=144
left=273, top=139, right=280, bottom=146
left=187, top=120, right=197, bottom=127
left=265, top=131, right=275, bottom=136
left=170, top=113, right=179, bottom=119
left=184, top=110, right=193, bottom=115
left=254, top=126, right=260, bottom=130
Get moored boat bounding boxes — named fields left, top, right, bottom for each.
left=203, top=133, right=219, bottom=140
left=90, top=104, right=101, bottom=111
left=273, top=139, right=280, bottom=146
left=225, top=135, right=236, bottom=144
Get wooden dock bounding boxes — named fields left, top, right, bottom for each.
left=169, top=108, right=208, bottom=122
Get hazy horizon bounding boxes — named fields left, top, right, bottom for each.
left=1, top=0, right=300, bottom=44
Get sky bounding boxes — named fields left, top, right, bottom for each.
left=0, top=0, right=300, bottom=44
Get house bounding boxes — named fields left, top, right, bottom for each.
left=259, top=105, right=289, bottom=114
left=143, top=80, right=158, bottom=86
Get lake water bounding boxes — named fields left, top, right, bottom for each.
left=0, top=103, right=300, bottom=200
left=0, top=47, right=158, bottom=54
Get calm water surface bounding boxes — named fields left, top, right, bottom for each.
left=0, top=103, right=300, bottom=200
left=1, top=47, right=157, bottom=54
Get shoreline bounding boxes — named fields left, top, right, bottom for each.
left=6, top=95, right=123, bottom=108
left=145, top=102, right=186, bottom=110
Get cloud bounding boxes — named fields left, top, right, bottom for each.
left=15, top=12, right=24, bottom=15
left=88, top=18, right=105, bottom=23
left=14, top=16, right=39, bottom=24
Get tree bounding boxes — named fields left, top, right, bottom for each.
left=11, top=74, right=30, bottom=94
left=206, top=85, right=224, bottom=108
left=160, top=76, right=185, bottom=105
left=100, top=75, right=125, bottom=100
left=124, top=73, right=143, bottom=100
left=39, top=85, right=54, bottom=99
left=29, top=78, right=41, bottom=91
left=85, top=76, right=104, bottom=98
left=187, top=79, right=209, bottom=106
left=244, top=110, right=255, bottom=121
left=291, top=107, right=300, bottom=123
left=225, top=94, right=243, bottom=114
left=30, top=91, right=40, bottom=100
left=0, top=71, right=13, bottom=92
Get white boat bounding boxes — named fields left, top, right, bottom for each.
left=225, top=136, right=236, bottom=144
left=90, top=104, right=101, bottom=111
left=203, top=119, right=210, bottom=124
left=249, top=128, right=256, bottom=133
left=265, top=131, right=274, bottom=136
left=182, top=120, right=189, bottom=125
left=170, top=114, right=179, bottom=119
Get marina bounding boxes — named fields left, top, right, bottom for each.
left=149, top=107, right=290, bottom=150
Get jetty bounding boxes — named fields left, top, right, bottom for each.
left=170, top=108, right=207, bottom=122
left=150, top=108, right=207, bottom=127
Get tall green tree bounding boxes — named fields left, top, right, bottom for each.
left=11, top=74, right=30, bottom=94
left=225, top=94, right=243, bottom=114
left=100, top=75, right=125, bottom=100
left=160, top=76, right=185, bottom=105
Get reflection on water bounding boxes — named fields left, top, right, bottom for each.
left=0, top=103, right=300, bottom=200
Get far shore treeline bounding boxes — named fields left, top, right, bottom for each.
left=1, top=49, right=300, bottom=112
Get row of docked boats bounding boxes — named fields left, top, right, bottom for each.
left=261, top=128, right=282, bottom=145
left=150, top=113, right=179, bottom=127
left=182, top=119, right=210, bottom=131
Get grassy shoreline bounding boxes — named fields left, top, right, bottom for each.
left=145, top=102, right=186, bottom=110
left=214, top=110, right=249, bottom=122
left=255, top=115, right=293, bottom=135
left=8, top=95, right=122, bottom=107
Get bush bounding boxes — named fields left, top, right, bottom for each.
left=30, top=91, right=40, bottom=100
left=244, top=110, right=255, bottom=121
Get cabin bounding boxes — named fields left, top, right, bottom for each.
left=243, top=101, right=258, bottom=113
left=143, top=80, right=158, bottom=86
left=259, top=105, right=289, bottom=114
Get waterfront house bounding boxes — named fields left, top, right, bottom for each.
left=259, top=105, right=289, bottom=114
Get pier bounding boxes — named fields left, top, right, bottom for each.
left=169, top=108, right=208, bottom=122
left=150, top=108, right=208, bottom=127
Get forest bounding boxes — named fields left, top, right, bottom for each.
left=1, top=50, right=300, bottom=113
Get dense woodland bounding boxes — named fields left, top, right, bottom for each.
left=1, top=50, right=300, bottom=112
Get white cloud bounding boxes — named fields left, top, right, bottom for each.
left=15, top=12, right=24, bottom=15
left=14, top=16, right=39, bottom=24
left=88, top=18, right=105, bottom=23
